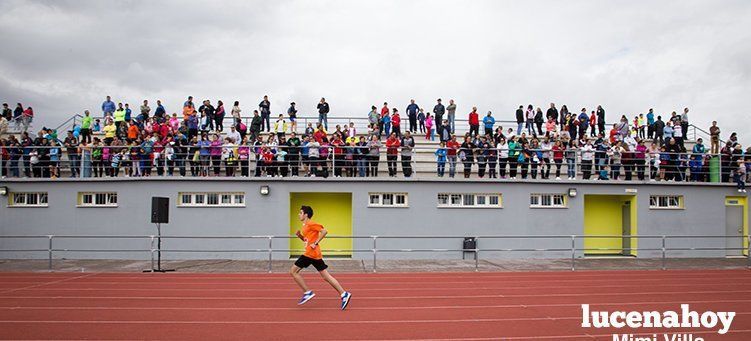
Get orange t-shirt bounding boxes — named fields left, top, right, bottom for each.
left=128, top=125, right=140, bottom=139
left=301, top=220, right=324, bottom=260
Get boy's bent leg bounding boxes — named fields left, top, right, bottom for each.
left=319, top=269, right=345, bottom=295
left=290, top=264, right=310, bottom=292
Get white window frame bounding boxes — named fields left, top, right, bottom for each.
left=8, top=192, right=48, bottom=207
left=649, top=195, right=684, bottom=210
left=437, top=193, right=503, bottom=208
left=529, top=193, right=567, bottom=208
left=368, top=192, right=409, bottom=208
left=77, top=192, right=118, bottom=207
left=178, top=192, right=246, bottom=207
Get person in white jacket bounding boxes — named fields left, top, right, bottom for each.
left=580, top=139, right=595, bottom=180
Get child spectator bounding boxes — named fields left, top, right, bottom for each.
left=417, top=108, right=426, bottom=134
left=425, top=114, right=434, bottom=141
left=736, top=160, right=747, bottom=193
left=435, top=141, right=447, bottom=177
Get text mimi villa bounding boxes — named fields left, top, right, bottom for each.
left=581, top=304, right=736, bottom=341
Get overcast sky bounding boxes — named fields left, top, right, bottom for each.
left=1, top=0, right=750, bottom=143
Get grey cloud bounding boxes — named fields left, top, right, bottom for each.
left=0, top=0, right=749, bottom=143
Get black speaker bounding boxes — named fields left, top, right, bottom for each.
left=151, top=197, right=169, bottom=224
left=463, top=237, right=477, bottom=250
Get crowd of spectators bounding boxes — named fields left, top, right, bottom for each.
left=0, top=96, right=748, bottom=191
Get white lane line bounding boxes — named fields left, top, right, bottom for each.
left=3, top=289, right=751, bottom=300
left=2, top=298, right=751, bottom=311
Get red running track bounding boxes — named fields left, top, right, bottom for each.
left=0, top=269, right=750, bottom=340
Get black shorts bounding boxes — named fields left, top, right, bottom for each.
left=294, top=255, right=328, bottom=271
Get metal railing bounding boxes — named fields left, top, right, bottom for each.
left=0, top=234, right=748, bottom=272
left=1, top=143, right=739, bottom=183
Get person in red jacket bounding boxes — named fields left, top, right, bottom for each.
left=385, top=132, right=401, bottom=177
left=391, top=108, right=401, bottom=137
left=331, top=134, right=346, bottom=177
left=446, top=135, right=460, bottom=178
left=468, top=107, right=479, bottom=137
left=379, top=102, right=389, bottom=137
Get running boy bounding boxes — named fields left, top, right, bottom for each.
left=290, top=205, right=352, bottom=309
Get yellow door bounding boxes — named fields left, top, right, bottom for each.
left=290, top=193, right=352, bottom=257
left=583, top=195, right=637, bottom=255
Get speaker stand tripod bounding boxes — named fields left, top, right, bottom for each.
left=144, top=223, right=175, bottom=273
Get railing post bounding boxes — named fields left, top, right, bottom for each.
left=747, top=234, right=751, bottom=269
left=474, top=236, right=480, bottom=272
left=80, top=148, right=85, bottom=178
left=571, top=235, right=576, bottom=271
left=268, top=236, right=273, bottom=273
left=149, top=235, right=155, bottom=271
left=718, top=153, right=722, bottom=183
left=48, top=235, right=53, bottom=271
left=661, top=236, right=667, bottom=270
left=372, top=236, right=377, bottom=273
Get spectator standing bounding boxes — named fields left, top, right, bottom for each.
left=483, top=111, right=495, bottom=137
left=317, top=98, right=330, bottom=131
left=435, top=141, right=447, bottom=177
left=735, top=160, right=746, bottom=193
left=232, top=101, right=242, bottom=120
left=581, top=139, right=595, bottom=180
left=681, top=108, right=690, bottom=139
left=140, top=100, right=151, bottom=122
left=385, top=132, right=400, bottom=177
left=534, top=108, right=544, bottom=136
left=13, top=103, right=23, bottom=131
left=425, top=114, right=434, bottom=141
left=401, top=131, right=415, bottom=178
left=250, top=110, right=262, bottom=140
left=653, top=116, right=665, bottom=145
left=274, top=114, right=288, bottom=140
left=468, top=107, right=479, bottom=137
left=446, top=99, right=457, bottom=134
left=546, top=103, right=559, bottom=123
left=406, top=99, right=419, bottom=133
left=80, top=110, right=92, bottom=144
left=102, top=96, right=116, bottom=117
left=515, top=105, right=524, bottom=135
left=287, top=132, right=302, bottom=176
left=417, top=108, right=426, bottom=134
left=460, top=135, right=475, bottom=178
left=154, top=100, right=166, bottom=120
left=259, top=95, right=271, bottom=132
left=709, top=121, right=720, bottom=154
left=21, top=107, right=33, bottom=133
left=367, top=135, right=381, bottom=177
left=433, top=99, right=445, bottom=133
left=646, top=109, right=655, bottom=139
left=215, top=100, right=225, bottom=132
left=596, top=105, right=606, bottom=136
left=446, top=135, right=460, bottom=178
left=391, top=109, right=401, bottom=137
left=287, top=102, right=298, bottom=133
left=368, top=106, right=379, bottom=132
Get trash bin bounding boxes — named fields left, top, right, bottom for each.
left=709, top=155, right=720, bottom=183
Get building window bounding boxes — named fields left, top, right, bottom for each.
left=530, top=194, right=566, bottom=208
left=438, top=193, right=502, bottom=208
left=8, top=192, right=48, bottom=207
left=649, top=195, right=683, bottom=209
left=368, top=193, right=408, bottom=207
left=178, top=192, right=245, bottom=207
left=78, top=192, right=117, bottom=207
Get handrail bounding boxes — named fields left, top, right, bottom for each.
left=53, top=114, right=83, bottom=133
left=0, top=234, right=748, bottom=272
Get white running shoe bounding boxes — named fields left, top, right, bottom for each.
left=298, top=290, right=315, bottom=305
